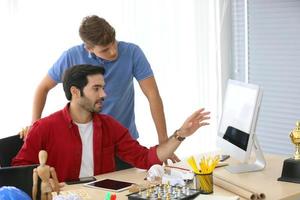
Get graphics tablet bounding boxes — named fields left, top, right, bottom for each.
left=84, top=179, right=133, bottom=192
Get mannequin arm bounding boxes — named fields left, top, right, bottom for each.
left=32, top=168, right=38, bottom=200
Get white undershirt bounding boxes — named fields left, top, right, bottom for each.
left=75, top=121, right=94, bottom=178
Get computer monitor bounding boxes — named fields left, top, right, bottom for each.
left=216, top=79, right=266, bottom=173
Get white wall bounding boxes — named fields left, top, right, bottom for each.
left=0, top=0, right=229, bottom=159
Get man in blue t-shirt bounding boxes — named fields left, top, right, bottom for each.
left=22, top=15, right=179, bottom=168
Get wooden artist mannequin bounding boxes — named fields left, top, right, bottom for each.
left=32, top=150, right=59, bottom=200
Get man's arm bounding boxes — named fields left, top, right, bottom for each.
left=156, top=108, right=210, bottom=162
left=138, top=76, right=167, bottom=143
left=32, top=74, right=57, bottom=123
left=138, top=76, right=180, bottom=163
left=20, top=75, right=57, bottom=139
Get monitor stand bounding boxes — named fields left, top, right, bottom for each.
left=226, top=134, right=266, bottom=173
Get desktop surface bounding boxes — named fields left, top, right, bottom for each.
left=60, top=154, right=300, bottom=200
left=60, top=168, right=235, bottom=200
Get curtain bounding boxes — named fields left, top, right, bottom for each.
left=0, top=0, right=224, bottom=158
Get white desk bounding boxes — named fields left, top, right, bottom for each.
left=62, top=154, right=300, bottom=200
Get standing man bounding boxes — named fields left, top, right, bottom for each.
left=24, top=15, right=179, bottom=167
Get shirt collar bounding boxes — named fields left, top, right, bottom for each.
left=88, top=51, right=97, bottom=59
left=86, top=41, right=119, bottom=63
left=87, top=52, right=106, bottom=65
left=62, top=103, right=73, bottom=126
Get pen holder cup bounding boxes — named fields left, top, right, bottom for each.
left=194, top=172, right=213, bottom=194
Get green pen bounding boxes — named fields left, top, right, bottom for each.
left=105, top=192, right=111, bottom=200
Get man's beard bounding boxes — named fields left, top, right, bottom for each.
left=79, top=96, right=104, bottom=113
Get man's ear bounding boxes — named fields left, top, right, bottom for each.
left=70, top=86, right=80, bottom=98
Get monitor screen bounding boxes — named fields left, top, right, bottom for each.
left=217, top=79, right=264, bottom=169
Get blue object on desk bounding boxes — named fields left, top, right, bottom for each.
left=0, top=186, right=31, bottom=200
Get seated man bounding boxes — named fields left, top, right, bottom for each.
left=12, top=64, right=210, bottom=182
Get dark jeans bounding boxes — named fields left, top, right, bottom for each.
left=115, top=156, right=133, bottom=171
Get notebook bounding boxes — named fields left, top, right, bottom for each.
left=0, top=164, right=38, bottom=197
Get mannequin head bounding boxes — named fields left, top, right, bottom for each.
left=38, top=150, right=47, bottom=166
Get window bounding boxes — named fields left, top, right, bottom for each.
left=232, top=0, right=300, bottom=155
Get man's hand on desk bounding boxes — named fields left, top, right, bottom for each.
left=164, top=153, right=181, bottom=165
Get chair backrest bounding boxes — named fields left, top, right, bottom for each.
left=0, top=135, right=24, bottom=167
left=0, top=164, right=38, bottom=197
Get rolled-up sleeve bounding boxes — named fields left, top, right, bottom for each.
left=147, top=145, right=162, bottom=167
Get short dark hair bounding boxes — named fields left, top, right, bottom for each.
left=63, top=64, right=105, bottom=100
left=79, top=15, right=116, bottom=48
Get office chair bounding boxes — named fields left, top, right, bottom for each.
left=0, top=134, right=24, bottom=167
left=0, top=164, right=39, bottom=197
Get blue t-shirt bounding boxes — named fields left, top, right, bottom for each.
left=48, top=41, right=153, bottom=139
